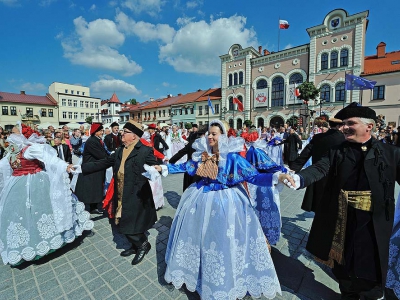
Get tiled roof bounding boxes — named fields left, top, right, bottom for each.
left=0, top=91, right=57, bottom=106
left=363, top=50, right=400, bottom=75
left=196, top=88, right=222, bottom=102
left=109, top=93, right=122, bottom=103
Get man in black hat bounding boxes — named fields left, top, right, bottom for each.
left=290, top=117, right=345, bottom=212
left=280, top=103, right=400, bottom=299
left=81, top=120, right=159, bottom=265
left=104, top=122, right=122, bottom=153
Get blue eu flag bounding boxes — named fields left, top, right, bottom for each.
left=345, top=73, right=377, bottom=90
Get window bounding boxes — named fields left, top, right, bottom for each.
left=90, top=102, right=94, bottom=108
left=174, top=109, right=177, bottom=115
left=320, top=84, right=331, bottom=102
left=62, top=99, right=66, bottom=106
left=138, top=113, right=140, bottom=119
left=185, top=108, right=188, bottom=115
left=48, top=109, right=53, bottom=117
left=271, top=76, right=284, bottom=107
left=95, top=103, right=99, bottom=109
left=65, top=89, right=68, bottom=93
left=179, top=109, right=182, bottom=115
left=228, top=74, right=233, bottom=86
left=168, top=109, right=171, bottom=116
left=229, top=119, right=234, bottom=128
left=330, top=51, right=338, bottom=68
left=63, top=112, right=67, bottom=118
left=163, top=110, right=165, bottom=117
left=237, top=118, right=243, bottom=130
left=68, top=112, right=72, bottom=119
left=86, top=113, right=89, bottom=117
left=26, top=108, right=33, bottom=116
left=229, top=97, right=234, bottom=110
left=234, top=73, right=238, bottom=85
left=2, top=106, right=8, bottom=115
left=74, top=112, right=78, bottom=119
left=257, top=79, right=268, bottom=89
left=41, top=109, right=47, bottom=117
left=159, top=111, right=161, bottom=117
left=190, top=107, right=194, bottom=114
left=199, top=106, right=203, bottom=115
left=80, top=101, right=84, bottom=107
left=73, top=100, right=77, bottom=107
left=82, top=92, right=85, bottom=96
left=205, top=105, right=209, bottom=115
left=335, top=82, right=346, bottom=102
left=289, top=73, right=303, bottom=84
left=85, top=101, right=89, bottom=108
left=68, top=99, right=72, bottom=106
left=215, top=104, right=220, bottom=114
left=340, top=49, right=348, bottom=66
left=10, top=106, right=17, bottom=116
left=321, top=53, right=328, bottom=70
left=239, top=71, right=244, bottom=85
left=199, top=121, right=203, bottom=125
left=153, top=111, right=156, bottom=117
left=71, top=90, right=74, bottom=94
left=81, top=113, right=85, bottom=119
left=373, top=85, right=385, bottom=100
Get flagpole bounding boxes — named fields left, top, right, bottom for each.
left=277, top=16, right=280, bottom=51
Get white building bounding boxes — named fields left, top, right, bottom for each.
left=48, top=82, right=102, bottom=125
left=101, top=93, right=122, bottom=125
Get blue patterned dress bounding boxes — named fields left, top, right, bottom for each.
left=386, top=193, right=400, bottom=298
left=164, top=136, right=282, bottom=300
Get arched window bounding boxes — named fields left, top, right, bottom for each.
left=340, top=49, right=348, bottom=66
left=239, top=71, right=244, bottom=85
left=234, top=73, right=238, bottom=85
left=229, top=119, right=234, bottom=128
left=271, top=76, right=284, bottom=107
left=330, top=51, right=338, bottom=68
left=321, top=53, right=328, bottom=70
left=289, top=73, right=303, bottom=84
left=256, top=79, right=268, bottom=89
left=228, top=97, right=234, bottom=110
left=237, top=118, right=243, bottom=130
left=228, top=74, right=233, bottom=86
left=257, top=118, right=264, bottom=128
left=320, top=84, right=331, bottom=102
left=335, top=82, right=346, bottom=102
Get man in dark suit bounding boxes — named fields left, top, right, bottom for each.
left=290, top=117, right=345, bottom=212
left=104, top=122, right=122, bottom=153
left=53, top=137, right=72, bottom=164
left=282, top=127, right=302, bottom=169
left=168, top=124, right=207, bottom=191
left=148, top=123, right=169, bottom=163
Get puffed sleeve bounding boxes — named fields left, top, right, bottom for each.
left=167, top=160, right=198, bottom=175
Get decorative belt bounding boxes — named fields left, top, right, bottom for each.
left=341, top=190, right=372, bottom=212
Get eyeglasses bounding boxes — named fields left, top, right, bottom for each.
left=122, top=130, right=133, bottom=134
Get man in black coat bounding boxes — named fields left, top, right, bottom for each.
left=104, top=122, right=122, bottom=152
left=280, top=103, right=400, bottom=299
left=148, top=123, right=169, bottom=163
left=53, top=137, right=72, bottom=164
left=75, top=123, right=108, bottom=215
left=282, top=127, right=302, bottom=169
left=290, top=117, right=345, bottom=212
left=168, top=124, right=207, bottom=191
left=81, top=120, right=158, bottom=265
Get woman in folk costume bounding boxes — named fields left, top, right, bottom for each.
left=266, top=129, right=284, bottom=166
left=0, top=123, right=93, bottom=266
left=167, top=125, right=187, bottom=163
left=241, top=129, right=287, bottom=245
left=163, top=120, right=283, bottom=300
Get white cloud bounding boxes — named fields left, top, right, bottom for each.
left=89, top=4, right=96, bottom=10
left=159, top=15, right=258, bottom=75
left=186, top=0, right=202, bottom=9
left=61, top=16, right=142, bottom=76
left=20, top=82, right=47, bottom=92
left=90, top=78, right=141, bottom=97
left=0, top=0, right=19, bottom=5
left=162, top=82, right=170, bottom=87
left=121, top=0, right=165, bottom=17
left=284, top=43, right=293, bottom=50
left=116, top=11, right=174, bottom=44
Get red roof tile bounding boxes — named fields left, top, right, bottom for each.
left=0, top=91, right=57, bottom=106
left=363, top=50, right=400, bottom=75
left=109, top=92, right=122, bottom=103
left=196, top=88, right=222, bottom=102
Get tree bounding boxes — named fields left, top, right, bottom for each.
left=297, top=82, right=320, bottom=104
left=184, top=122, right=192, bottom=129
left=244, top=120, right=252, bottom=127
left=85, top=116, right=93, bottom=124
left=126, top=98, right=137, bottom=105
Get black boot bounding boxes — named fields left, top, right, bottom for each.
left=131, top=242, right=151, bottom=265
left=120, top=247, right=136, bottom=257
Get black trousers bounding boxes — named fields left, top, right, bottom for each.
left=84, top=203, right=102, bottom=212
left=125, top=233, right=147, bottom=249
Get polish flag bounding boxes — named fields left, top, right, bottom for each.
left=279, top=20, right=289, bottom=29
left=232, top=94, right=244, bottom=112
left=294, top=83, right=301, bottom=97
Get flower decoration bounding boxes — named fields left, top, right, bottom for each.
left=21, top=124, right=40, bottom=139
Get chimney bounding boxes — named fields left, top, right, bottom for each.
left=264, top=49, right=270, bottom=56
left=150, top=97, right=154, bottom=102
left=178, top=93, right=182, bottom=96
left=20, top=91, right=25, bottom=95
left=258, top=46, right=262, bottom=54
left=197, top=89, right=202, bottom=92
left=377, top=42, right=386, bottom=58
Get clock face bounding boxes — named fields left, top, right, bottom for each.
left=233, top=49, right=239, bottom=57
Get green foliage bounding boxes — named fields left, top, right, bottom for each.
left=127, top=98, right=137, bottom=105
left=85, top=116, right=93, bottom=124
left=298, top=82, right=320, bottom=103
left=184, top=122, right=192, bottom=129
left=244, top=120, right=252, bottom=127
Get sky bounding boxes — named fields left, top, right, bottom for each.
left=0, top=0, right=399, bottom=103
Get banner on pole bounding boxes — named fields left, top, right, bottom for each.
left=254, top=88, right=269, bottom=108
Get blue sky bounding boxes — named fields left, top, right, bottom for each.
left=0, top=0, right=398, bottom=103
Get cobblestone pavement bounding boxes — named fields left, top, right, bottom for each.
left=2, top=174, right=398, bottom=300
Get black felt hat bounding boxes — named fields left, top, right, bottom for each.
left=110, top=122, right=119, bottom=128
left=334, top=102, right=376, bottom=120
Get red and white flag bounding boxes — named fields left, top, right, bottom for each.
left=279, top=20, right=289, bottom=29
left=232, top=93, right=244, bottom=112
left=294, top=83, right=301, bottom=97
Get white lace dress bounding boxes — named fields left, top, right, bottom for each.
left=0, top=139, right=93, bottom=266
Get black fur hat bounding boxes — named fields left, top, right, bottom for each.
left=335, top=102, right=376, bottom=120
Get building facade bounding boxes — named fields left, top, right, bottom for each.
left=101, top=93, right=123, bottom=125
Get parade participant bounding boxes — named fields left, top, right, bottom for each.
left=266, top=129, right=284, bottom=166
left=168, top=124, right=207, bottom=191
left=282, top=127, right=302, bottom=169
left=104, top=122, right=122, bottom=152
left=148, top=123, right=169, bottom=163
left=80, top=120, right=158, bottom=265
left=241, top=129, right=287, bottom=245
left=0, top=123, right=93, bottom=266
left=164, top=119, right=283, bottom=300
left=166, top=124, right=187, bottom=163
left=279, top=103, right=400, bottom=299
left=75, top=123, right=108, bottom=216
left=290, top=117, right=345, bottom=212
